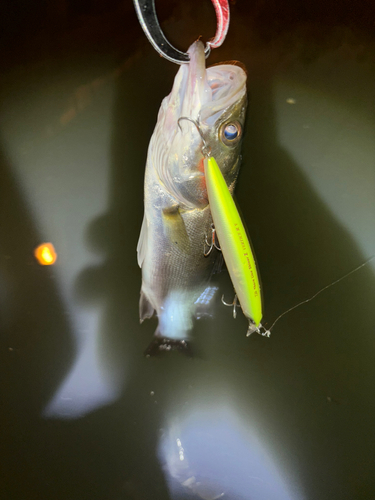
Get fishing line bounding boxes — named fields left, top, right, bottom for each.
left=261, top=255, right=375, bottom=337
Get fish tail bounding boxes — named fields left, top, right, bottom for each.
left=144, top=327, right=194, bottom=357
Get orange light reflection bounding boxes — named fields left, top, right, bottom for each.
left=34, top=243, right=57, bottom=265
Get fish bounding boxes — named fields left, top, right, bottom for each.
left=137, top=41, right=247, bottom=353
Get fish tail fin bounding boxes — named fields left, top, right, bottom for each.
left=144, top=327, right=194, bottom=357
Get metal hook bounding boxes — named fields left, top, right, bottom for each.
left=133, top=0, right=230, bottom=65
left=204, top=224, right=221, bottom=256
left=221, top=293, right=240, bottom=319
left=133, top=0, right=209, bottom=64
left=178, top=117, right=212, bottom=157
left=221, top=294, right=270, bottom=337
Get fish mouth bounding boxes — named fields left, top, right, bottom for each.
left=176, top=41, right=247, bottom=126
left=153, top=42, right=247, bottom=209
left=202, top=62, right=247, bottom=126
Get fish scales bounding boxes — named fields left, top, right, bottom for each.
left=137, top=41, right=247, bottom=345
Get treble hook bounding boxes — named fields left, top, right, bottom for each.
left=222, top=294, right=270, bottom=338
left=133, top=0, right=230, bottom=65
left=221, top=293, right=240, bottom=319
left=204, top=224, right=221, bottom=256
left=178, top=117, right=212, bottom=157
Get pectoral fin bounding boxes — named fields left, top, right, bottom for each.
left=137, top=214, right=148, bottom=268
left=162, top=205, right=191, bottom=253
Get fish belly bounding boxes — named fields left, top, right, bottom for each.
left=140, top=174, right=216, bottom=340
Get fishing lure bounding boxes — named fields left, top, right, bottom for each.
left=177, top=115, right=264, bottom=337
left=204, top=155, right=375, bottom=338
left=204, top=156, right=264, bottom=336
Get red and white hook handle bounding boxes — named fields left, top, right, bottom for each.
left=208, top=0, right=230, bottom=49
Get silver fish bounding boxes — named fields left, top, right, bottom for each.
left=137, top=41, right=247, bottom=350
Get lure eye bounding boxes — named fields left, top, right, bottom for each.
left=220, top=121, right=242, bottom=147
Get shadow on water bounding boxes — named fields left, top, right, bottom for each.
left=0, top=53, right=171, bottom=498
left=0, top=147, right=139, bottom=500
left=0, top=145, right=75, bottom=497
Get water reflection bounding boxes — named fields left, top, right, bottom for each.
left=43, top=311, right=123, bottom=419
left=159, top=408, right=301, bottom=500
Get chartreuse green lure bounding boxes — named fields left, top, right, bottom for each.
left=204, top=156, right=264, bottom=336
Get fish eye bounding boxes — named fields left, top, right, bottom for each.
left=220, top=121, right=242, bottom=147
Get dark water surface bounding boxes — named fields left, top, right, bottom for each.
left=1, top=1, right=375, bottom=499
